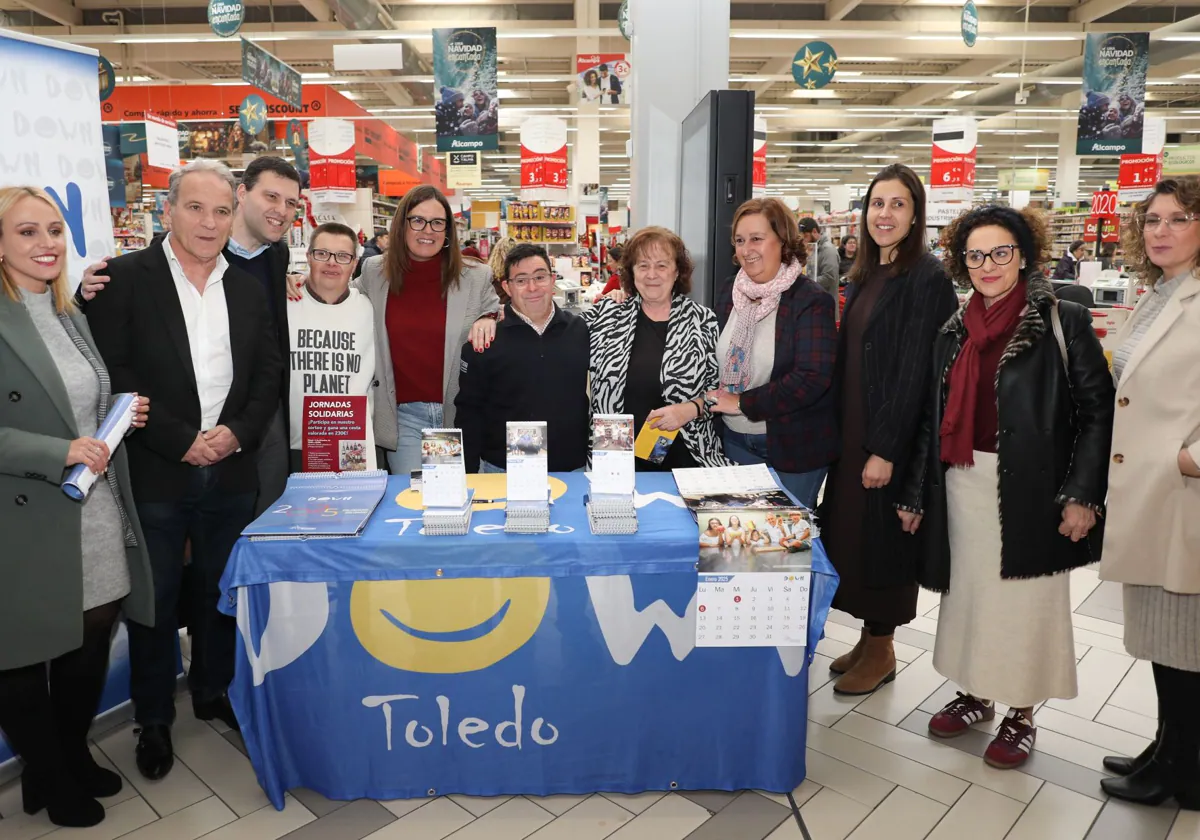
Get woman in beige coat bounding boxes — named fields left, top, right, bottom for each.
left=1099, top=176, right=1200, bottom=811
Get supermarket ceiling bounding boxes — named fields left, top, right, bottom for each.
left=6, top=0, right=1200, bottom=199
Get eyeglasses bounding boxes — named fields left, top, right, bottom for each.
left=1139, top=214, right=1196, bottom=231
left=310, top=248, right=355, bottom=265
left=963, top=245, right=1018, bottom=269
left=407, top=215, right=448, bottom=233
left=508, top=271, right=554, bottom=288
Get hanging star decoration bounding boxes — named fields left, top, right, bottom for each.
left=792, top=40, right=839, bottom=91
left=795, top=46, right=825, bottom=79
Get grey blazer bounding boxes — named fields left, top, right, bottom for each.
left=355, top=255, right=499, bottom=451
left=0, top=292, right=154, bottom=670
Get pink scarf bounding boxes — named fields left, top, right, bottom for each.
left=721, top=259, right=802, bottom=393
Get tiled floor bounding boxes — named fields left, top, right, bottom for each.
left=1, top=568, right=1196, bottom=840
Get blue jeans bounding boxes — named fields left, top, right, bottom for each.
left=722, top=428, right=829, bottom=509
left=387, top=402, right=444, bottom=475
left=130, top=467, right=255, bottom=725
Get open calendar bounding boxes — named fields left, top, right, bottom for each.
left=696, top=572, right=810, bottom=648
left=693, top=506, right=814, bottom=648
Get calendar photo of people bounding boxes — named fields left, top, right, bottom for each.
left=697, top=508, right=816, bottom=574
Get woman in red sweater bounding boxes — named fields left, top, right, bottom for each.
left=356, top=186, right=500, bottom=473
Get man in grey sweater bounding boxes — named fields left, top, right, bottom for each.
left=799, top=217, right=841, bottom=314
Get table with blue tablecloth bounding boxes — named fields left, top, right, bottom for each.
left=219, top=472, right=838, bottom=810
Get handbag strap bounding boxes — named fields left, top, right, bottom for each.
left=1050, top=302, right=1069, bottom=376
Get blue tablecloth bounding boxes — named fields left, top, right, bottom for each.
left=220, top=473, right=838, bottom=809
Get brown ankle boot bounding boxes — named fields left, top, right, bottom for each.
left=829, top=628, right=867, bottom=675
left=833, top=634, right=897, bottom=696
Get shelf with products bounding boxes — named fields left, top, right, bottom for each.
left=504, top=201, right=577, bottom=223
left=508, top=222, right=580, bottom=245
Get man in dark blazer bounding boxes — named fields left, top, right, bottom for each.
left=223, top=156, right=301, bottom=516
left=86, top=159, right=282, bottom=782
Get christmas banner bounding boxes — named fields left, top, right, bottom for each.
left=433, top=27, right=499, bottom=153
left=576, top=54, right=630, bottom=105
left=241, top=38, right=302, bottom=110
left=930, top=117, right=977, bottom=202
left=1076, top=32, right=1148, bottom=156
left=308, top=119, right=356, bottom=204
left=520, top=117, right=568, bottom=197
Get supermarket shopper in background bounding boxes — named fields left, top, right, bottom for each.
left=456, top=243, right=590, bottom=473
left=1052, top=239, right=1085, bottom=280
left=1098, top=177, right=1200, bottom=810
left=586, top=227, right=728, bottom=470
left=706, top=198, right=838, bottom=509
left=461, top=238, right=482, bottom=260
left=0, top=186, right=152, bottom=828
left=356, top=185, right=500, bottom=474
left=798, top=217, right=840, bottom=304
left=80, top=156, right=301, bottom=516
left=599, top=243, right=625, bottom=295
left=86, top=160, right=283, bottom=783
left=838, top=234, right=858, bottom=277
left=352, top=228, right=388, bottom=280
left=818, top=164, right=959, bottom=697
left=897, top=206, right=1114, bottom=770
left=287, top=222, right=379, bottom=471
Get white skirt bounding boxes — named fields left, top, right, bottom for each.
left=933, top=450, right=1078, bottom=708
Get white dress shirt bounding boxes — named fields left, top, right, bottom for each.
left=163, top=235, right=234, bottom=431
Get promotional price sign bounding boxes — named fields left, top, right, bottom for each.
left=575, top=54, right=630, bottom=105
left=308, top=119, right=357, bottom=204
left=520, top=117, right=568, bottom=197
left=144, top=111, right=180, bottom=170
left=752, top=117, right=767, bottom=196
left=930, top=117, right=977, bottom=202
left=446, top=151, right=481, bottom=189
left=1117, top=154, right=1162, bottom=202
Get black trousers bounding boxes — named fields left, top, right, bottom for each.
left=130, top=466, right=255, bottom=725
left=0, top=602, right=121, bottom=777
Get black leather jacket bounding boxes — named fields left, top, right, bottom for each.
left=897, top=276, right=1115, bottom=592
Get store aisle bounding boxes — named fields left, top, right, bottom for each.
left=0, top=567, right=1190, bottom=840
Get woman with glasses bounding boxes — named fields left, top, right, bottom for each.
left=585, top=227, right=728, bottom=470
left=357, top=185, right=500, bottom=474
left=896, top=206, right=1113, bottom=770
left=1098, top=178, right=1200, bottom=809
left=818, top=164, right=959, bottom=697
left=286, top=222, right=381, bottom=471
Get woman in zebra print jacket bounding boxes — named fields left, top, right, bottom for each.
left=582, top=227, right=729, bottom=470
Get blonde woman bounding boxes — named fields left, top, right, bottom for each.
left=0, top=187, right=152, bottom=827
left=1099, top=177, right=1200, bottom=809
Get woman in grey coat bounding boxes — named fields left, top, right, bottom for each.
left=354, top=185, right=500, bottom=474
left=0, top=187, right=154, bottom=828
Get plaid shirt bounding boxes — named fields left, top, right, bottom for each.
left=716, top=275, right=840, bottom=473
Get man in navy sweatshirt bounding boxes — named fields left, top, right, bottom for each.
left=455, top=244, right=590, bottom=473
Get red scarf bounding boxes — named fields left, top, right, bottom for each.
left=939, top=280, right=1027, bottom=467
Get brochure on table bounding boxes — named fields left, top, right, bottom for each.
left=505, top=421, right=550, bottom=533
left=672, top=463, right=797, bottom=513
left=242, top=470, right=388, bottom=539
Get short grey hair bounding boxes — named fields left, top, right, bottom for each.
left=167, top=159, right=237, bottom=208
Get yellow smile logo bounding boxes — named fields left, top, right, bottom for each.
left=351, top=577, right=551, bottom=673
left=394, top=473, right=569, bottom=512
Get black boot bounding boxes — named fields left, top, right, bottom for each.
left=51, top=601, right=123, bottom=799
left=1104, top=662, right=1167, bottom=777
left=20, top=764, right=106, bottom=828
left=1101, top=722, right=1200, bottom=809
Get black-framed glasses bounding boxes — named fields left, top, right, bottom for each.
left=1138, top=213, right=1196, bottom=231
left=407, top=215, right=448, bottom=233
left=507, top=271, right=554, bottom=288
left=963, top=244, right=1018, bottom=269
left=310, top=248, right=355, bottom=265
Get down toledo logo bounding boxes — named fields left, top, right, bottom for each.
left=350, top=577, right=550, bottom=673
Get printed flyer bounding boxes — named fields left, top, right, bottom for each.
left=303, top=395, right=370, bottom=472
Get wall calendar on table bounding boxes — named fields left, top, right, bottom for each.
left=696, top=572, right=810, bottom=648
